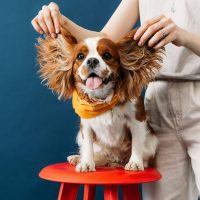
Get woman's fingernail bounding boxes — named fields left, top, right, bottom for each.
left=56, top=28, right=60, bottom=34
left=134, top=35, right=138, bottom=40
left=51, top=33, right=56, bottom=38
left=39, top=30, right=43, bottom=34
left=138, top=41, right=143, bottom=46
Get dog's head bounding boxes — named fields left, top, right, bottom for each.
left=37, top=28, right=163, bottom=102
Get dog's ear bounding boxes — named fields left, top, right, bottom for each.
left=116, top=29, right=164, bottom=101
left=36, top=27, right=77, bottom=100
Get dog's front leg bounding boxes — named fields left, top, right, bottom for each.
left=125, top=120, right=147, bottom=171
left=75, top=123, right=95, bottom=172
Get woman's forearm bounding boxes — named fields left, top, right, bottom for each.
left=101, top=0, right=139, bottom=41
left=184, top=29, right=200, bottom=57
left=61, top=15, right=106, bottom=41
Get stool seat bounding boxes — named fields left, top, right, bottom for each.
left=39, top=162, right=161, bottom=184
left=39, top=162, right=161, bottom=200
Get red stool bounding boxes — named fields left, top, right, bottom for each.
left=39, top=162, right=161, bottom=200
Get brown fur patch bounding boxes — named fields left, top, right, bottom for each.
left=101, top=69, right=109, bottom=77
left=135, top=96, right=147, bottom=122
left=72, top=43, right=89, bottom=76
left=37, top=28, right=77, bottom=100
left=116, top=29, right=164, bottom=101
left=97, top=38, right=121, bottom=73
left=80, top=65, right=89, bottom=77
left=91, top=128, right=97, bottom=142
left=74, top=43, right=89, bottom=62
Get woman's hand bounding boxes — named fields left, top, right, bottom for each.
left=31, top=2, right=62, bottom=38
left=134, top=15, right=187, bottom=49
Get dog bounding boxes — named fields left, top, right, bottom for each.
left=36, top=27, right=163, bottom=172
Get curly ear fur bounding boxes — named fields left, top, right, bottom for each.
left=36, top=28, right=77, bottom=100
left=116, top=29, right=164, bottom=101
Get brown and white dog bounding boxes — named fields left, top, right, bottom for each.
left=37, top=28, right=163, bottom=172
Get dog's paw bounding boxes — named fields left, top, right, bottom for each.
left=67, top=155, right=80, bottom=165
left=125, top=160, right=144, bottom=171
left=75, top=161, right=96, bottom=172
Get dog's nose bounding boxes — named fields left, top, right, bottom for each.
left=86, top=58, right=99, bottom=68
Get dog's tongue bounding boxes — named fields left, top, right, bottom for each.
left=86, top=77, right=103, bottom=90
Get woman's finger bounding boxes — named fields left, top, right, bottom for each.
left=38, top=10, right=49, bottom=34
left=50, top=9, right=61, bottom=34
left=42, top=5, right=56, bottom=38
left=31, top=16, right=43, bottom=34
left=49, top=2, right=61, bottom=33
left=148, top=24, right=175, bottom=47
left=49, top=2, right=60, bottom=11
left=134, top=14, right=165, bottom=40
left=49, top=9, right=60, bottom=33
left=153, top=32, right=175, bottom=49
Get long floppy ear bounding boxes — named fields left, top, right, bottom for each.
left=36, top=27, right=77, bottom=100
left=116, top=29, right=164, bottom=101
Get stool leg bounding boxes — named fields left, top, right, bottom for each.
left=58, top=183, right=79, bottom=200
left=83, top=184, right=96, bottom=200
left=104, top=185, right=118, bottom=200
left=121, top=184, right=141, bottom=200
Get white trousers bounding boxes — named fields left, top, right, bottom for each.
left=143, top=80, right=200, bottom=200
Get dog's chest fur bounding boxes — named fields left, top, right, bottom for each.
left=89, top=102, right=135, bottom=145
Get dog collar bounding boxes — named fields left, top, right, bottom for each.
left=72, top=90, right=120, bottom=119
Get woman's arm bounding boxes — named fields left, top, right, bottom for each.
left=31, top=0, right=139, bottom=41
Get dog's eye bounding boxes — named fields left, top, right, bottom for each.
left=102, top=52, right=112, bottom=60
left=77, top=53, right=85, bottom=61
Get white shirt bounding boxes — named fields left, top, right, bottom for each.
left=139, top=0, right=200, bottom=80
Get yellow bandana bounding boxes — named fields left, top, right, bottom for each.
left=72, top=90, right=120, bottom=119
